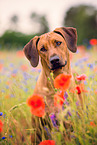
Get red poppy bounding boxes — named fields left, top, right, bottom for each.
left=54, top=74, right=72, bottom=91
left=0, top=120, right=3, bottom=133
left=11, top=73, right=17, bottom=78
left=39, top=140, right=55, bottom=145
left=76, top=85, right=81, bottom=94
left=27, top=94, right=45, bottom=117
left=21, top=65, right=28, bottom=71
left=89, top=39, right=97, bottom=45
left=90, top=121, right=96, bottom=127
left=54, top=91, right=65, bottom=108
left=94, top=67, right=97, bottom=72
left=95, top=90, right=97, bottom=94
left=16, top=50, right=24, bottom=57
left=76, top=74, right=87, bottom=81
left=0, top=64, right=3, bottom=71
left=71, top=83, right=88, bottom=94
left=76, top=83, right=88, bottom=94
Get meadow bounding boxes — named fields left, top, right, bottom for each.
left=0, top=46, right=97, bottom=145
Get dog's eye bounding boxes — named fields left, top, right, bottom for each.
left=56, top=41, right=62, bottom=46
left=40, top=47, right=47, bottom=52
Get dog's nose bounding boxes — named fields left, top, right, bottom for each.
left=50, top=55, right=60, bottom=65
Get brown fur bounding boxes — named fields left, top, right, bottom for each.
left=23, top=27, right=82, bottom=144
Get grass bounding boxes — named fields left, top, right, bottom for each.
left=0, top=48, right=97, bottom=145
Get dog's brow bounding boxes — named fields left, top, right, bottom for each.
left=54, top=31, right=64, bottom=39
left=36, top=37, right=40, bottom=47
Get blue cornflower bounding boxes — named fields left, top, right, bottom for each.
left=68, top=111, right=72, bottom=116
left=12, top=69, right=18, bottom=74
left=49, top=113, right=58, bottom=128
left=64, top=92, right=68, bottom=99
left=0, top=112, right=3, bottom=116
left=2, top=137, right=6, bottom=140
left=24, top=88, right=28, bottom=92
left=9, top=135, right=13, bottom=138
left=44, top=127, right=51, bottom=139
left=2, top=114, right=6, bottom=119
left=87, top=63, right=93, bottom=69
left=76, top=101, right=79, bottom=106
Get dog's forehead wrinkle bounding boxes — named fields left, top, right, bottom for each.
left=40, top=32, right=64, bottom=42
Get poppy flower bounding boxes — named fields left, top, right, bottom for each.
left=21, top=65, right=28, bottom=71
left=89, top=39, right=97, bottom=46
left=70, top=83, right=88, bottom=95
left=0, top=64, right=3, bottom=71
left=76, top=85, right=81, bottom=94
left=27, top=94, right=45, bottom=117
left=0, top=120, right=3, bottom=133
left=95, top=90, right=97, bottom=94
left=76, top=74, right=87, bottom=81
left=11, top=73, right=17, bottom=78
left=54, top=91, right=65, bottom=108
left=16, top=50, right=24, bottom=57
left=54, top=73, right=72, bottom=91
left=90, top=121, right=96, bottom=127
left=39, top=140, right=55, bottom=145
left=94, top=67, right=97, bottom=72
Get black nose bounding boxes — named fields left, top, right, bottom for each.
left=50, top=55, right=60, bottom=65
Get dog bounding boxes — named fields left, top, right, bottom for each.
left=23, top=27, right=82, bottom=144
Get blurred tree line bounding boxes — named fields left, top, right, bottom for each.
left=0, top=4, right=97, bottom=50
left=64, top=5, right=97, bottom=45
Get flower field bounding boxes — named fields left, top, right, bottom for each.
left=0, top=47, right=97, bottom=145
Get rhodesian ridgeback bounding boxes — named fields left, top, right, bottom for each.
left=23, top=27, right=82, bottom=144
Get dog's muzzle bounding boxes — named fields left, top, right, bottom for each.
left=49, top=55, right=67, bottom=70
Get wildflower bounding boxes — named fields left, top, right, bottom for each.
left=27, top=94, right=45, bottom=117
left=0, top=64, right=3, bottom=71
left=89, top=39, right=97, bottom=45
left=76, top=83, right=88, bottom=94
left=94, top=67, right=97, bottom=72
left=39, top=140, right=55, bottom=145
left=64, top=92, right=68, bottom=99
left=76, top=101, right=80, bottom=106
left=21, top=65, right=28, bottom=71
left=95, top=90, right=97, bottom=94
left=9, top=135, right=13, bottom=138
left=44, top=127, right=51, bottom=139
left=90, top=121, right=96, bottom=127
left=16, top=50, right=24, bottom=57
left=67, top=111, right=72, bottom=116
left=0, top=112, right=3, bottom=116
left=87, top=63, right=93, bottom=69
left=54, top=73, right=72, bottom=91
left=0, top=120, right=3, bottom=133
left=2, top=137, right=6, bottom=140
left=11, top=73, right=16, bottom=78
left=76, top=85, right=81, bottom=94
left=54, top=91, right=65, bottom=108
left=49, top=113, right=58, bottom=128
left=76, top=74, right=87, bottom=81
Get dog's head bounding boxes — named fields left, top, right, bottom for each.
left=23, top=27, right=77, bottom=71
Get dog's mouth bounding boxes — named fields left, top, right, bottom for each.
left=50, top=60, right=67, bottom=71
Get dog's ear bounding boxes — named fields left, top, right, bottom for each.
left=54, top=27, right=77, bottom=53
left=23, top=36, right=40, bottom=67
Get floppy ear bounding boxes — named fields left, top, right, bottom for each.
left=54, top=27, right=77, bottom=53
left=23, top=36, right=39, bottom=67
